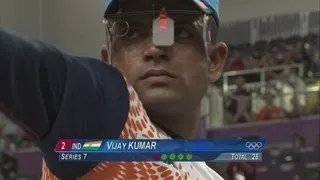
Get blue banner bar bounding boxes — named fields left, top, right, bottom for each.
left=55, top=139, right=266, bottom=153
left=58, top=152, right=263, bottom=162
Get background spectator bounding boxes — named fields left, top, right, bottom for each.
left=256, top=92, right=284, bottom=121
left=291, top=134, right=307, bottom=180
left=228, top=52, right=246, bottom=71
left=286, top=96, right=309, bottom=118
left=226, top=76, right=254, bottom=124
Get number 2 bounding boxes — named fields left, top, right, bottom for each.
left=61, top=142, right=66, bottom=150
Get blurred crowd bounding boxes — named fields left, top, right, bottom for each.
left=223, top=33, right=320, bottom=125
left=224, top=76, right=319, bottom=125
left=225, top=33, right=319, bottom=77
left=217, top=32, right=320, bottom=180
left=0, top=113, right=35, bottom=154
left=0, top=113, right=36, bottom=180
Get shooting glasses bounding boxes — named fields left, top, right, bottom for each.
left=103, top=7, right=213, bottom=62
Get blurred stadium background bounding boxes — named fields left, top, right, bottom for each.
left=0, top=0, right=319, bottom=179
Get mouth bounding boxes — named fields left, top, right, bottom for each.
left=140, top=68, right=176, bottom=80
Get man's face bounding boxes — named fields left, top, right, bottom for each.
left=102, top=0, right=227, bottom=114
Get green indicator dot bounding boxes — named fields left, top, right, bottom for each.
left=169, top=153, right=176, bottom=160
left=186, top=153, right=193, bottom=160
left=161, top=154, right=168, bottom=160
left=177, top=153, right=184, bottom=160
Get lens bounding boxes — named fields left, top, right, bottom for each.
left=110, top=20, right=129, bottom=37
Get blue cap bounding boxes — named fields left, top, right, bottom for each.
left=104, top=0, right=219, bottom=25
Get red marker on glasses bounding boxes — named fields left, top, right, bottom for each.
left=159, top=9, right=168, bottom=30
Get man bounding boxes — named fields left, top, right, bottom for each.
left=0, top=0, right=228, bottom=179
left=257, top=92, right=284, bottom=121
left=226, top=76, right=253, bottom=124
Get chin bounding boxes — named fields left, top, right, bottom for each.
left=140, top=88, right=183, bottom=107
left=145, top=91, right=182, bottom=103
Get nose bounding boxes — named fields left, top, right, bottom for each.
left=143, top=44, right=170, bottom=62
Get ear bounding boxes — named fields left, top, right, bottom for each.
left=100, top=45, right=110, bottom=64
left=207, top=42, right=228, bottom=81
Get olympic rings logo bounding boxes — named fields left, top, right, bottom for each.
left=245, top=142, right=263, bottom=150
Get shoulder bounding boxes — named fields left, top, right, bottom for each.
left=37, top=56, right=130, bottom=179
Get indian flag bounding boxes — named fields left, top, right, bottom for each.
left=82, top=141, right=102, bottom=151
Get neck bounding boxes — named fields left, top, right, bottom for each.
left=148, top=107, right=201, bottom=138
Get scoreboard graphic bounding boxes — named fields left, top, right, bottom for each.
left=55, top=139, right=266, bottom=162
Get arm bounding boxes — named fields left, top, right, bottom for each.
left=0, top=27, right=129, bottom=179
left=0, top=27, right=67, bottom=139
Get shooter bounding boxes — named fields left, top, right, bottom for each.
left=0, top=0, right=228, bottom=179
